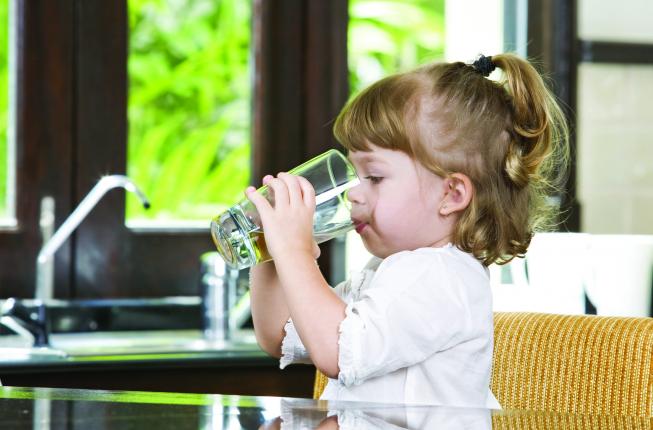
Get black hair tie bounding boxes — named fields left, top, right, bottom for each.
left=472, top=55, right=496, bottom=77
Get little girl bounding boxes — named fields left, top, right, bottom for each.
left=246, top=53, right=569, bottom=407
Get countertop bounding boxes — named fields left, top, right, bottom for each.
left=0, top=330, right=317, bottom=398
left=1, top=386, right=649, bottom=429
left=0, top=329, right=273, bottom=372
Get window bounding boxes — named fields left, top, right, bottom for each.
left=127, top=0, right=251, bottom=226
left=574, top=0, right=653, bottom=317
left=0, top=1, right=350, bottom=299
left=576, top=0, right=653, bottom=234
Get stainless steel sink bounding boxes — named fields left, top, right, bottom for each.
left=0, top=347, right=68, bottom=361
left=50, top=329, right=258, bottom=356
left=0, top=297, right=259, bottom=361
left=0, top=329, right=259, bottom=361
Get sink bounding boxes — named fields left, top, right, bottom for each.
left=0, top=329, right=259, bottom=362
left=48, top=329, right=258, bottom=357
left=0, top=347, right=68, bottom=362
left=0, top=297, right=258, bottom=361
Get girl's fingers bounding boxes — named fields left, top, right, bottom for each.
left=245, top=186, right=272, bottom=218
left=262, top=174, right=274, bottom=185
left=266, top=176, right=290, bottom=208
left=297, top=176, right=316, bottom=208
left=312, top=241, right=321, bottom=259
left=278, top=172, right=302, bottom=205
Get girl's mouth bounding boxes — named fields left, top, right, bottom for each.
left=354, top=222, right=368, bottom=234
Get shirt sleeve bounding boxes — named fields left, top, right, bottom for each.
left=337, top=250, right=475, bottom=387
left=279, top=279, right=350, bottom=369
left=279, top=318, right=312, bottom=368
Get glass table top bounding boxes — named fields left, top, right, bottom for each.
left=0, top=386, right=650, bottom=429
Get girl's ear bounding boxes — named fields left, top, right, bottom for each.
left=439, top=173, right=473, bottom=216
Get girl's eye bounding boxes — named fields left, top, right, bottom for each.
left=365, top=176, right=383, bottom=184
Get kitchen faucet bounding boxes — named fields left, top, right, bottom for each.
left=35, top=175, right=150, bottom=302
left=1, top=175, right=149, bottom=347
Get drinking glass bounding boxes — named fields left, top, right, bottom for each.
left=211, top=149, right=359, bottom=269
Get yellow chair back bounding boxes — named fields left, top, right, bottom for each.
left=492, top=312, right=652, bottom=416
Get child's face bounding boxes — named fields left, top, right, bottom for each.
left=347, top=145, right=453, bottom=258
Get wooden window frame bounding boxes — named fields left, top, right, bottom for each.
left=0, top=0, right=348, bottom=299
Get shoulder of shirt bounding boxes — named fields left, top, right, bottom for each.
left=377, top=245, right=487, bottom=277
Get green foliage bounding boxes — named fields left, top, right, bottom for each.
left=0, top=0, right=9, bottom=216
left=126, top=0, right=444, bottom=222
left=349, top=0, right=445, bottom=94
left=127, top=0, right=251, bottom=221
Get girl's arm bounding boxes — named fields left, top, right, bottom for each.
left=245, top=173, right=346, bottom=378
left=249, top=261, right=289, bottom=358
left=274, top=252, right=346, bottom=378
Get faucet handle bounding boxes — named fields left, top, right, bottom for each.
left=1, top=298, right=50, bottom=347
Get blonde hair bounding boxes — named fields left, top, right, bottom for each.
left=334, top=53, right=570, bottom=265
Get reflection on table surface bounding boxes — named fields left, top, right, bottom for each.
left=0, top=386, right=650, bottom=429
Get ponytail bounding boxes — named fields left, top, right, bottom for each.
left=492, top=53, right=570, bottom=194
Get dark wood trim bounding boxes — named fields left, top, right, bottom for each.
left=0, top=0, right=74, bottom=298
left=305, top=0, right=349, bottom=283
left=253, top=0, right=349, bottom=283
left=527, top=0, right=580, bottom=232
left=304, top=0, right=349, bottom=158
left=252, top=0, right=306, bottom=179
left=579, top=40, right=653, bottom=64
left=72, top=0, right=215, bottom=298
left=73, top=0, right=131, bottom=298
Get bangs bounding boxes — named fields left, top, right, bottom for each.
left=333, top=74, right=423, bottom=155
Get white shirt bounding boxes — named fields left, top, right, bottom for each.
left=280, top=245, right=501, bottom=409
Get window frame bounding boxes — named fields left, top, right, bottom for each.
left=528, top=0, right=653, bottom=233
left=0, top=1, right=75, bottom=298
left=0, top=0, right=348, bottom=299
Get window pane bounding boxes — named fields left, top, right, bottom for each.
left=348, top=0, right=445, bottom=94
left=127, top=0, right=251, bottom=225
left=578, top=0, right=653, bottom=43
left=0, top=0, right=9, bottom=220
left=577, top=64, right=653, bottom=234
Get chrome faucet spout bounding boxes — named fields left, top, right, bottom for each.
left=35, top=175, right=150, bottom=303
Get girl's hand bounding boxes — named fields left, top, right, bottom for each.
left=246, top=172, right=317, bottom=263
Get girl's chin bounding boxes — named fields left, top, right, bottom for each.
left=361, top=239, right=390, bottom=259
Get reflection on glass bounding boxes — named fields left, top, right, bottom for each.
left=260, top=399, right=492, bottom=430
left=126, top=0, right=251, bottom=225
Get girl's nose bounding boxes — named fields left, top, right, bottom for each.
left=346, top=182, right=363, bottom=205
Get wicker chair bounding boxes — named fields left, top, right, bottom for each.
left=313, top=312, right=653, bottom=417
